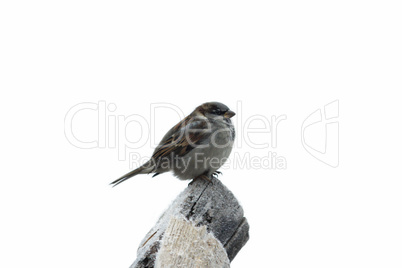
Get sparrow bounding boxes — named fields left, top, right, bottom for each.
left=111, top=102, right=236, bottom=186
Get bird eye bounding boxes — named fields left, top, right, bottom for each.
left=213, top=109, right=223, bottom=115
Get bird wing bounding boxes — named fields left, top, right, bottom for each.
left=152, top=116, right=210, bottom=160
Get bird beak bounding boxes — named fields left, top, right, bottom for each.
left=224, top=110, right=236, bottom=118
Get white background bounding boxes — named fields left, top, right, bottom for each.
left=1, top=1, right=401, bottom=267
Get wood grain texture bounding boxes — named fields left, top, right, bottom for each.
left=155, top=217, right=230, bottom=268
left=130, top=177, right=249, bottom=268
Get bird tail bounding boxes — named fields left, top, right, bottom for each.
left=110, top=161, right=154, bottom=187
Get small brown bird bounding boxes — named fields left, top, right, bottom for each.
left=111, top=102, right=236, bottom=186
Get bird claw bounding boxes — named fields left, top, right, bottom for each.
left=212, top=171, right=222, bottom=179
left=194, top=171, right=222, bottom=184
left=195, top=174, right=211, bottom=183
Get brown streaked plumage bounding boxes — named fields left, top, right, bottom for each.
left=111, top=102, right=235, bottom=187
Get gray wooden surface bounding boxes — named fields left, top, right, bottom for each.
left=130, top=177, right=249, bottom=268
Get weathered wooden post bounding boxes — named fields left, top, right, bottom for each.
left=130, top=177, right=249, bottom=268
